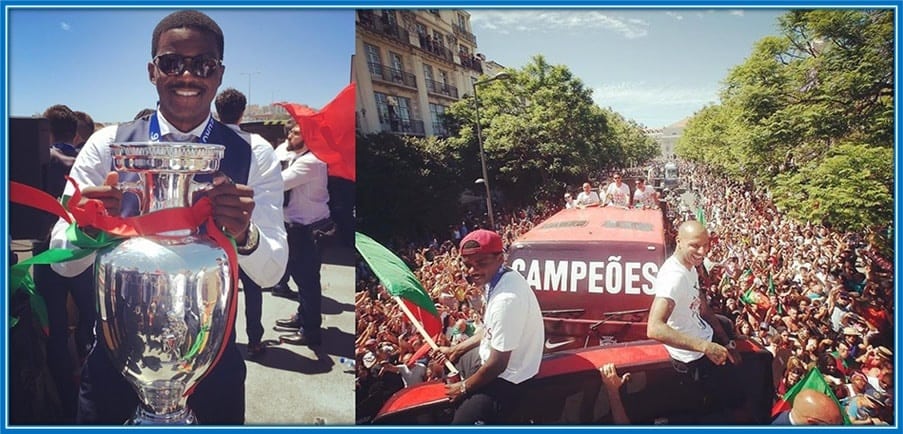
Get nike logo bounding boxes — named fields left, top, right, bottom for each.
left=544, top=337, right=576, bottom=350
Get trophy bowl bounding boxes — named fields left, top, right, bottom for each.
left=94, top=142, right=232, bottom=424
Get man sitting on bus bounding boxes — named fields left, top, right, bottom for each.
left=438, top=230, right=544, bottom=424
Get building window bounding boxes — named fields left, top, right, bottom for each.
left=382, top=10, right=397, bottom=26
left=457, top=13, right=467, bottom=30
left=365, top=43, right=382, bottom=74
left=415, top=22, right=426, bottom=36
left=423, top=64, right=434, bottom=84
left=375, top=92, right=412, bottom=132
left=430, top=103, right=447, bottom=136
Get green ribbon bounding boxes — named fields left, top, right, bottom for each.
left=9, top=223, right=124, bottom=332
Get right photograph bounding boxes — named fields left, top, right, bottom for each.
left=353, top=9, right=895, bottom=425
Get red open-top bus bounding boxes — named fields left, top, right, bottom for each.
left=508, top=205, right=668, bottom=352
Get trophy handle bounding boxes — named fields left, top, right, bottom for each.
left=119, top=179, right=147, bottom=214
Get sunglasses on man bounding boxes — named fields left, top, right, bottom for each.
left=153, top=53, right=223, bottom=78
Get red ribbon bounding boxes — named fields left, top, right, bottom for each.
left=10, top=178, right=241, bottom=399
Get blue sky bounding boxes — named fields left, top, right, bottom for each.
left=7, top=7, right=355, bottom=124
left=469, top=8, right=787, bottom=128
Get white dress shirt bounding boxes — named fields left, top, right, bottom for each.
left=50, top=112, right=288, bottom=288
left=274, top=140, right=331, bottom=225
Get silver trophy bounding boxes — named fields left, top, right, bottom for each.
left=94, top=142, right=231, bottom=424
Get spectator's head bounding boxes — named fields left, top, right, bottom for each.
left=789, top=389, right=844, bottom=425
left=43, top=104, right=78, bottom=144
left=582, top=182, right=592, bottom=193
left=612, top=173, right=623, bottom=186
left=215, top=87, right=247, bottom=125
left=459, top=229, right=504, bottom=288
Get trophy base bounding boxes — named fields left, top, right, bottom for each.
left=127, top=406, right=197, bottom=425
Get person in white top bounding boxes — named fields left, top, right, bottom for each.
left=271, top=118, right=332, bottom=347
left=603, top=173, right=631, bottom=208
left=575, top=182, right=601, bottom=208
left=439, top=230, right=544, bottom=424
left=632, top=177, right=659, bottom=209
left=564, top=192, right=575, bottom=209
left=48, top=10, right=286, bottom=424
left=215, top=87, right=275, bottom=358
left=646, top=220, right=744, bottom=422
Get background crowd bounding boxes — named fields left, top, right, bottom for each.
left=354, top=159, right=894, bottom=425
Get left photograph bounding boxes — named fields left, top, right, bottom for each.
left=6, top=8, right=356, bottom=425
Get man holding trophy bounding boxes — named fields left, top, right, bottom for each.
left=49, top=10, right=287, bottom=424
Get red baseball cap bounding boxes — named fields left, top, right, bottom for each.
left=460, top=229, right=504, bottom=256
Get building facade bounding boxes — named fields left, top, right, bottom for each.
left=354, top=9, right=484, bottom=138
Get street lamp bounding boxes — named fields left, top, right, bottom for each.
left=240, top=71, right=261, bottom=117
left=472, top=72, right=511, bottom=230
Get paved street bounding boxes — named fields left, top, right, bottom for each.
left=238, top=243, right=356, bottom=425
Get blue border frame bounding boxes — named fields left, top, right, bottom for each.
left=2, top=0, right=900, bottom=432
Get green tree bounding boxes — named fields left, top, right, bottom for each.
left=356, top=133, right=465, bottom=242
left=678, top=9, right=893, bottom=237
left=444, top=55, right=656, bottom=208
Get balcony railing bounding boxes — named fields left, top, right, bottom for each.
left=452, top=24, right=477, bottom=45
left=380, top=117, right=425, bottom=135
left=424, top=78, right=459, bottom=99
left=358, top=12, right=410, bottom=45
left=459, top=53, right=484, bottom=74
left=416, top=34, right=454, bottom=63
left=368, top=62, right=417, bottom=88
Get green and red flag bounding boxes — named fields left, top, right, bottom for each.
left=771, top=366, right=850, bottom=424
left=355, top=232, right=442, bottom=338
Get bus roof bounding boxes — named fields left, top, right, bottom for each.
left=513, top=206, right=665, bottom=246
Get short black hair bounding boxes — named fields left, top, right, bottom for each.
left=43, top=104, right=78, bottom=143
left=134, top=108, right=155, bottom=121
left=215, top=88, right=246, bottom=124
left=152, top=10, right=224, bottom=59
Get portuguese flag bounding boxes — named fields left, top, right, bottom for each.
left=771, top=366, right=850, bottom=424
left=355, top=232, right=442, bottom=338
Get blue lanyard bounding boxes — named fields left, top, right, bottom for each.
left=149, top=111, right=215, bottom=143
left=486, top=266, right=508, bottom=301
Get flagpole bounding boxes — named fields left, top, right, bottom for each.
left=393, top=296, right=459, bottom=375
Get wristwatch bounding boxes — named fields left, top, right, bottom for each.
left=236, top=223, right=260, bottom=255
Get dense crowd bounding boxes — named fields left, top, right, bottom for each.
left=354, top=160, right=894, bottom=425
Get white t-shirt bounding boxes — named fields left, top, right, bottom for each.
left=479, top=268, right=544, bottom=384
left=633, top=185, right=658, bottom=208
left=653, top=256, right=713, bottom=363
left=575, top=190, right=601, bottom=207
left=604, top=182, right=631, bottom=207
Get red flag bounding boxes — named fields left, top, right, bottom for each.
left=277, top=82, right=356, bottom=181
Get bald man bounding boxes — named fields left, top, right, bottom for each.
left=647, top=220, right=744, bottom=421
left=772, top=389, right=843, bottom=425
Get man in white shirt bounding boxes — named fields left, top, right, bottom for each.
left=215, top=87, right=275, bottom=359
left=603, top=173, right=631, bottom=208
left=49, top=10, right=286, bottom=424
left=438, top=230, right=544, bottom=424
left=632, top=177, right=659, bottom=209
left=272, top=118, right=332, bottom=347
left=575, top=182, right=601, bottom=208
left=563, top=192, right=575, bottom=209
left=647, top=220, right=744, bottom=422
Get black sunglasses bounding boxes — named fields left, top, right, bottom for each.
left=153, top=53, right=223, bottom=78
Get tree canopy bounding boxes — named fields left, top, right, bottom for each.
left=677, top=9, right=893, bottom=236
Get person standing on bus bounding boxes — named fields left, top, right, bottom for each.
left=603, top=173, right=631, bottom=208
left=575, top=182, right=601, bottom=208
left=633, top=177, right=659, bottom=209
